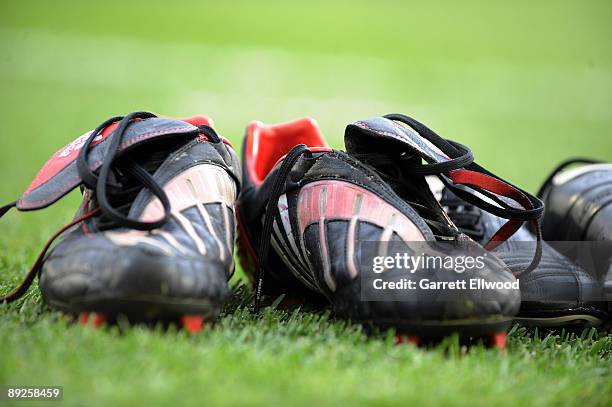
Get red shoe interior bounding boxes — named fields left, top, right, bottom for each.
left=180, top=115, right=214, bottom=128
left=246, top=118, right=329, bottom=185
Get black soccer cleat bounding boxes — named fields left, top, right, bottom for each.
left=0, top=112, right=241, bottom=330
left=342, top=113, right=606, bottom=329
left=441, top=187, right=608, bottom=327
left=238, top=117, right=522, bottom=341
left=537, top=159, right=612, bottom=316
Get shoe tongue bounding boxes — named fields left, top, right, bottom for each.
left=345, top=117, right=463, bottom=237
left=344, top=117, right=451, bottom=164
left=17, top=117, right=200, bottom=211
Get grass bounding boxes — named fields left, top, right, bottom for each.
left=0, top=0, right=611, bottom=406
left=1, top=286, right=611, bottom=407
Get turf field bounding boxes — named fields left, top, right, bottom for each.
left=1, top=1, right=611, bottom=406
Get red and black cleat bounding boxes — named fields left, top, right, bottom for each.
left=0, top=112, right=242, bottom=327
left=238, top=115, right=524, bottom=340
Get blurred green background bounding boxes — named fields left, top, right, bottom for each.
left=1, top=0, right=611, bottom=199
left=1, top=1, right=611, bottom=406
left=2, top=0, right=611, bottom=258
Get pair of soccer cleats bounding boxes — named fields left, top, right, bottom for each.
left=1, top=112, right=609, bottom=345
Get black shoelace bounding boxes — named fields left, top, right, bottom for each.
left=360, top=113, right=544, bottom=276
left=1, top=112, right=221, bottom=303
left=383, top=114, right=543, bottom=220
left=254, top=144, right=312, bottom=313
left=350, top=151, right=470, bottom=238
left=76, top=111, right=172, bottom=231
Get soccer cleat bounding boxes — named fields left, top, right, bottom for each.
left=0, top=112, right=241, bottom=326
left=441, top=187, right=608, bottom=327
left=342, top=114, right=596, bottom=330
left=238, top=117, right=522, bottom=340
left=537, top=159, right=612, bottom=315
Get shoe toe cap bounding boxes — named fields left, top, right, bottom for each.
left=495, top=243, right=607, bottom=318
left=39, top=233, right=229, bottom=309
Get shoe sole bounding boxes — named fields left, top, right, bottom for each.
left=514, top=314, right=604, bottom=327
left=366, top=317, right=513, bottom=349
left=75, top=311, right=209, bottom=333
left=46, top=294, right=221, bottom=323
left=360, top=316, right=512, bottom=338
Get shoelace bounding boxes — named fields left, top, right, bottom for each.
left=350, top=151, right=468, bottom=238
left=369, top=113, right=544, bottom=276
left=0, top=207, right=100, bottom=303
left=254, top=144, right=312, bottom=313
left=439, top=189, right=486, bottom=241
left=536, top=158, right=602, bottom=199
left=76, top=111, right=172, bottom=230
left=1, top=112, right=221, bottom=303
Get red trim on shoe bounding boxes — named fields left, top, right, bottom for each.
left=92, top=313, right=106, bottom=327
left=179, top=115, right=214, bottom=128
left=245, top=118, right=329, bottom=186
left=181, top=315, right=205, bottom=333
left=447, top=169, right=536, bottom=247
left=485, top=220, right=524, bottom=250
left=448, top=170, right=532, bottom=210
left=491, top=332, right=507, bottom=350
left=179, top=115, right=233, bottom=147
left=25, top=115, right=208, bottom=196
left=25, top=122, right=121, bottom=194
